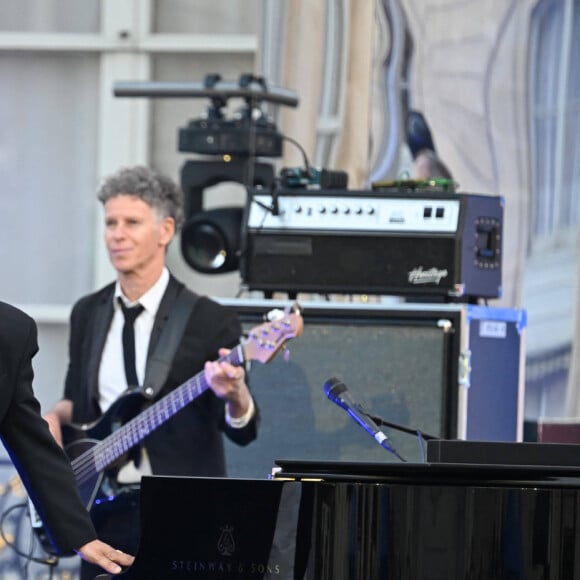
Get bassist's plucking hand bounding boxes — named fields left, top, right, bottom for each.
left=44, top=399, right=73, bottom=447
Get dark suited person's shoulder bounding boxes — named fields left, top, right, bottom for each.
left=71, top=282, right=116, bottom=313
left=0, top=301, right=36, bottom=348
left=194, top=295, right=239, bottom=323
left=0, top=300, right=34, bottom=327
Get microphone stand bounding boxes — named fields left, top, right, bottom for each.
left=361, top=411, right=438, bottom=463
left=381, top=439, right=406, bottom=463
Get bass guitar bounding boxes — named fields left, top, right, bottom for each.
left=33, top=303, right=303, bottom=555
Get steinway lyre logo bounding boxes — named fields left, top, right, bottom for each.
left=217, top=525, right=235, bottom=556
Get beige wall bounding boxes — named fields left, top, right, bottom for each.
left=404, top=0, right=534, bottom=308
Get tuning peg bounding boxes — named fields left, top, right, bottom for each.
left=286, top=301, right=304, bottom=315
left=265, top=308, right=285, bottom=322
left=283, top=346, right=291, bottom=362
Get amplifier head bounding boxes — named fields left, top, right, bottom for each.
left=240, top=188, right=503, bottom=300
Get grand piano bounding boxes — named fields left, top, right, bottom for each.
left=114, top=441, right=580, bottom=579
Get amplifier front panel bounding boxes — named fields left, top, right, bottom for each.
left=243, top=232, right=458, bottom=295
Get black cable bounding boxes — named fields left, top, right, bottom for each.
left=269, top=177, right=282, bottom=216
left=365, top=412, right=438, bottom=441
left=281, top=134, right=314, bottom=177
left=248, top=130, right=315, bottom=219
left=0, top=502, right=60, bottom=567
left=416, top=430, right=427, bottom=463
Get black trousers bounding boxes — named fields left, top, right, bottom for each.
left=81, top=487, right=141, bottom=580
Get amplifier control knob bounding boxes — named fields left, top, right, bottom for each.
left=319, top=206, right=327, bottom=214
left=294, top=205, right=303, bottom=214
left=330, top=206, right=339, bottom=214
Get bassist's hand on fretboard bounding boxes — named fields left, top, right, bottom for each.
left=204, top=347, right=253, bottom=421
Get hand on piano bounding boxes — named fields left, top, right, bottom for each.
left=75, top=540, right=135, bottom=575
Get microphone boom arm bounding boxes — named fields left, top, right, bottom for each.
left=363, top=412, right=438, bottom=441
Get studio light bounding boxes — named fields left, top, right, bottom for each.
left=179, top=159, right=275, bottom=274
left=181, top=207, right=244, bottom=273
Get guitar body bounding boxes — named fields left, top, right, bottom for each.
left=62, top=390, right=147, bottom=509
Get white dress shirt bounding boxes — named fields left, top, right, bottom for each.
left=98, top=268, right=170, bottom=413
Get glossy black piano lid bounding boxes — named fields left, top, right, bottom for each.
left=274, top=458, right=580, bottom=487
left=120, top=467, right=580, bottom=579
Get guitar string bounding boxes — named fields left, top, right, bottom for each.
left=72, top=375, right=205, bottom=483
left=69, top=347, right=245, bottom=485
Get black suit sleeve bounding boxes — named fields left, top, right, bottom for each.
left=0, top=303, right=97, bottom=555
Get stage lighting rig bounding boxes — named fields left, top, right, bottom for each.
left=178, top=108, right=283, bottom=158
left=113, top=75, right=299, bottom=106
left=177, top=74, right=284, bottom=158
left=114, top=73, right=297, bottom=160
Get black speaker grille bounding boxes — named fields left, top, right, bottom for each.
left=225, top=307, right=458, bottom=478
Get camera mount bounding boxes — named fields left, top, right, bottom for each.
left=114, top=73, right=298, bottom=158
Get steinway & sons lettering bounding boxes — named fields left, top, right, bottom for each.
left=170, top=560, right=281, bottom=575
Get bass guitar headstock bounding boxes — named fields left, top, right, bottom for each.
left=243, top=302, right=304, bottom=364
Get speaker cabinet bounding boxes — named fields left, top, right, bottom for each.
left=221, top=299, right=526, bottom=477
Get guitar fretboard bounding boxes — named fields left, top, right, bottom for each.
left=72, top=345, right=245, bottom=484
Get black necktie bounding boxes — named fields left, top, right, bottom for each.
left=118, top=298, right=144, bottom=388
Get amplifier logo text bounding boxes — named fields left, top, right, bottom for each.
left=408, top=266, right=449, bottom=285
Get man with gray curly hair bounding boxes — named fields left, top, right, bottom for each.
left=96, top=165, right=185, bottom=231
left=44, top=165, right=258, bottom=579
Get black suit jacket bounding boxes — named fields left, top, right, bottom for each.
left=64, top=275, right=258, bottom=477
left=0, top=301, right=96, bottom=554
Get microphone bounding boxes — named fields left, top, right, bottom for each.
left=324, top=377, right=401, bottom=458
